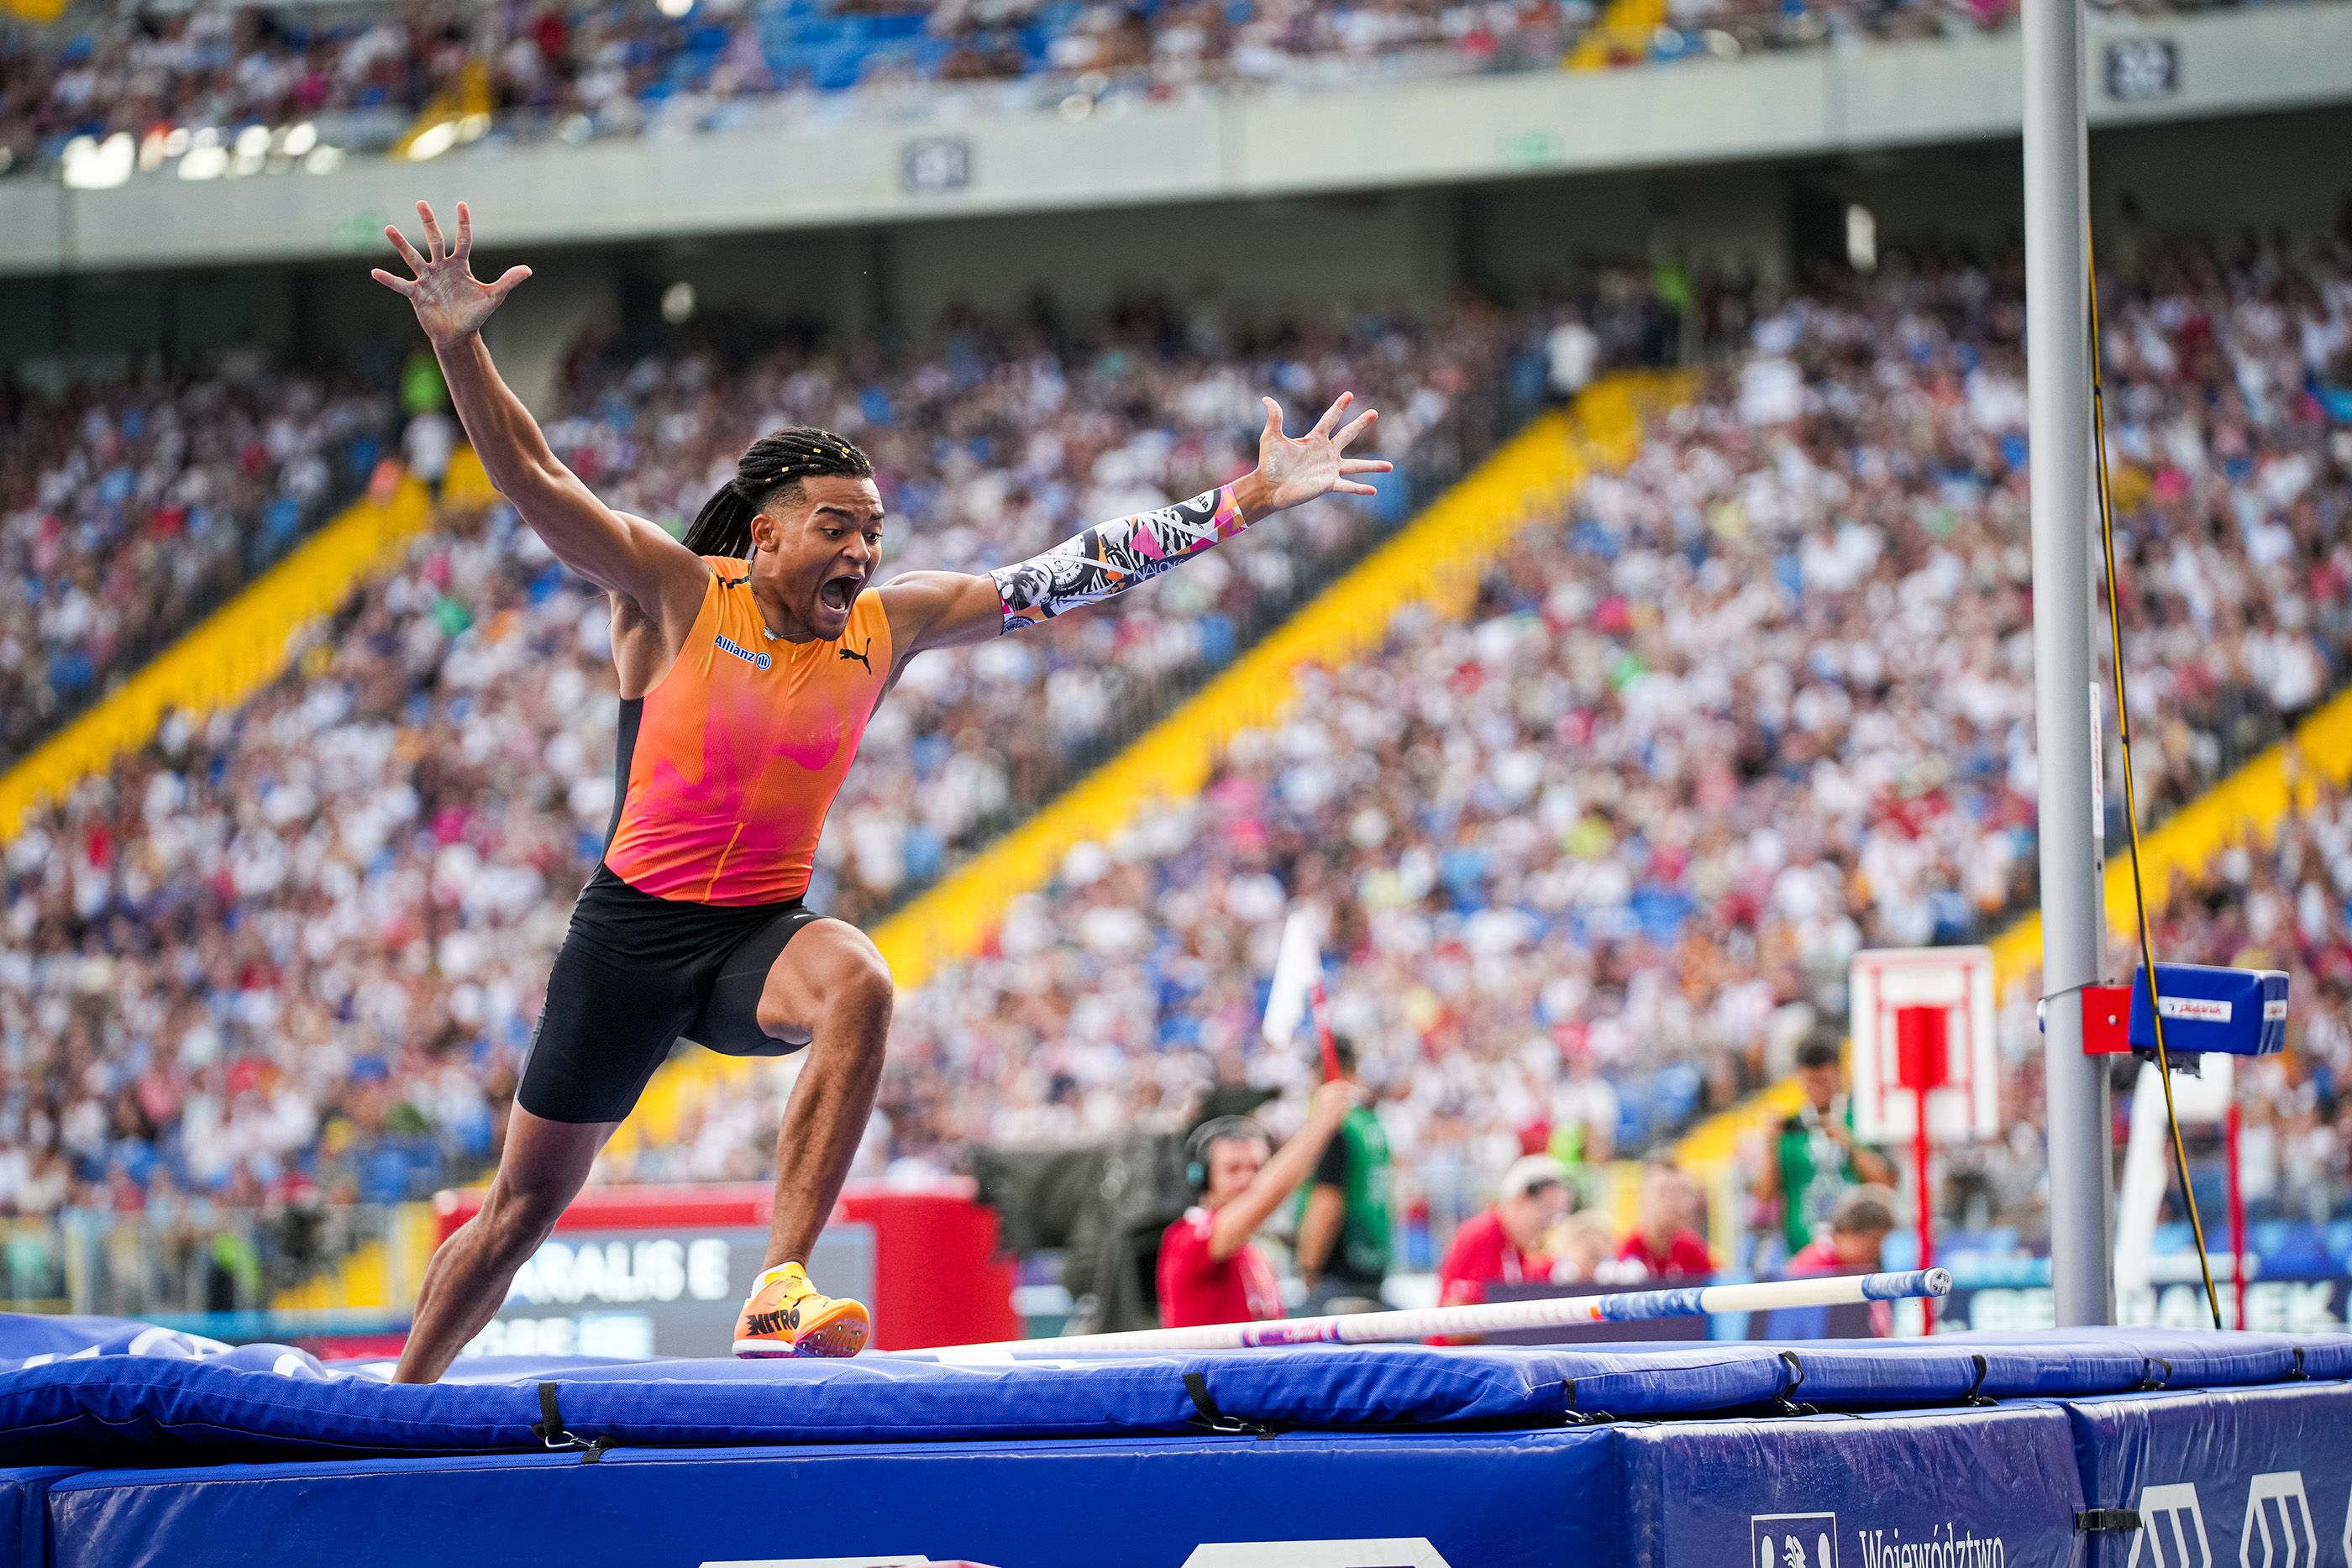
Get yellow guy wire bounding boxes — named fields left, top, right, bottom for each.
left=2087, top=236, right=2225, bottom=1329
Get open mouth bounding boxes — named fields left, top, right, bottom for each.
left=818, top=573, right=860, bottom=613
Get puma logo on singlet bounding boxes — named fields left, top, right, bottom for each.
left=715, top=633, right=773, bottom=672
left=838, top=640, right=874, bottom=673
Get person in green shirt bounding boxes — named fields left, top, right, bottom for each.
left=1757, top=1032, right=1896, bottom=1260
left=1294, top=1036, right=1393, bottom=1314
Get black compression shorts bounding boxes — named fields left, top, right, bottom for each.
left=517, top=863, right=828, bottom=1125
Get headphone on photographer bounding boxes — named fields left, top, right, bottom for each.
left=1184, top=1116, right=1269, bottom=1193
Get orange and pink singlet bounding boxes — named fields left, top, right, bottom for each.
left=604, top=559, right=893, bottom=905
left=515, top=561, right=895, bottom=1125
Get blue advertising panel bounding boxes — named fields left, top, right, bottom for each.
left=2066, top=1382, right=2352, bottom=1568
left=1619, top=1404, right=2087, bottom=1568
left=1945, top=1275, right=2349, bottom=1336
left=45, top=1429, right=1617, bottom=1568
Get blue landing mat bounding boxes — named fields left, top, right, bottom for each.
left=8, top=1317, right=2349, bottom=1568
left=39, top=1406, right=2097, bottom=1568
left=3, top=1315, right=2346, bottom=1464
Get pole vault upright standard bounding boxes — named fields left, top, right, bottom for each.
left=940, top=1270, right=1952, bottom=1355
left=2022, top=0, right=2116, bottom=1327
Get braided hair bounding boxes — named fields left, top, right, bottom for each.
left=681, top=427, right=874, bottom=559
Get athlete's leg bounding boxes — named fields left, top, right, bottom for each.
left=396, top=877, right=693, bottom=1382
left=752, top=917, right=893, bottom=1268
left=391, top=1107, right=612, bottom=1383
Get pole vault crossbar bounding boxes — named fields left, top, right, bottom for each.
left=935, top=1269, right=1953, bottom=1356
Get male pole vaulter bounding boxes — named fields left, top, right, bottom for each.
left=372, top=202, right=1388, bottom=1379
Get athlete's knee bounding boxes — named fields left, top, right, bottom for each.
left=831, top=940, right=894, bottom=1028
left=757, top=926, right=892, bottom=1041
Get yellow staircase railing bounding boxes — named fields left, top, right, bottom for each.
left=607, top=372, right=1694, bottom=1162
left=0, top=451, right=495, bottom=842
left=1675, top=683, right=2352, bottom=1255
left=1569, top=0, right=1667, bottom=70
left=270, top=1203, right=441, bottom=1314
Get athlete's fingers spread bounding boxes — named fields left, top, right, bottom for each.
left=489, top=265, right=533, bottom=298
left=370, top=268, right=419, bottom=297
left=417, top=199, right=445, bottom=262
left=454, top=201, right=473, bottom=263
left=384, top=225, right=427, bottom=275
left=1310, top=391, right=1352, bottom=438
left=1333, top=480, right=1381, bottom=496
left=1332, top=406, right=1378, bottom=452
left=1338, top=458, right=1391, bottom=475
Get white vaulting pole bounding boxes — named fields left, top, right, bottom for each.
left=937, top=1270, right=1952, bottom=1356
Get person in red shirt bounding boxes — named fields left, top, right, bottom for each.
left=1787, top=1185, right=1900, bottom=1336
left=1438, top=1155, right=1572, bottom=1308
left=1786, top=1185, right=1898, bottom=1275
left=1158, top=1083, right=1364, bottom=1329
left=1617, top=1159, right=1715, bottom=1280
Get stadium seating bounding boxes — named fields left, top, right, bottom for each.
left=0, top=294, right=1526, bottom=1234
left=0, top=369, right=392, bottom=766
left=0, top=244, right=2344, bottom=1295
left=607, top=244, right=2352, bottom=1224
left=3, top=0, right=2303, bottom=177
left=543, top=302, right=1523, bottom=921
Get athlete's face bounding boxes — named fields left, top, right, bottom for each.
left=748, top=474, right=886, bottom=641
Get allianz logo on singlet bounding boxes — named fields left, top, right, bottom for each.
left=716, top=633, right=774, bottom=671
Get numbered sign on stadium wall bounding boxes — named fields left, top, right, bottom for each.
left=1849, top=947, right=1999, bottom=1144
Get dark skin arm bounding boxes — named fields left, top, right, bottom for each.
left=372, top=200, right=707, bottom=691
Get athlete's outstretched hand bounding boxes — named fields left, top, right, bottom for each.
left=1239, top=392, right=1389, bottom=520
left=371, top=200, right=532, bottom=349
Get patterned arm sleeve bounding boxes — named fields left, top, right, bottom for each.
left=990, top=485, right=1249, bottom=634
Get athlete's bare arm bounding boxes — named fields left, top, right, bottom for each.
left=373, top=201, right=706, bottom=637
left=879, top=391, right=1387, bottom=663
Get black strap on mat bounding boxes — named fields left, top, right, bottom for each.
left=2076, top=1510, right=2142, bottom=1534
left=1959, top=1353, right=1998, bottom=1407
left=1775, top=1350, right=1819, bottom=1417
left=533, top=1382, right=614, bottom=1463
left=1183, top=1371, right=1281, bottom=1440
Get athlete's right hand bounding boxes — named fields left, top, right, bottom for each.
left=372, top=200, right=532, bottom=348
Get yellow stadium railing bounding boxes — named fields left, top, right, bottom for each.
left=607, top=371, right=1694, bottom=1160
left=1569, top=0, right=1668, bottom=70
left=0, top=450, right=496, bottom=842
left=390, top=59, right=493, bottom=160
left=1674, top=682, right=2352, bottom=1256
left=270, top=1204, right=439, bottom=1314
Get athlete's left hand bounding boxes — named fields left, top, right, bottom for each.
left=1236, top=393, right=1390, bottom=521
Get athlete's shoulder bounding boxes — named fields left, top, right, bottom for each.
left=701, top=554, right=751, bottom=587
left=848, top=585, right=895, bottom=655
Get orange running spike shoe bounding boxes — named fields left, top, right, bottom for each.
left=732, top=1261, right=871, bottom=1358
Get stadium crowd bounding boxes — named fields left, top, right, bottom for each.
left=1, top=239, right=2348, bottom=1304
left=790, top=242, right=2352, bottom=1228
left=0, top=365, right=391, bottom=766
left=8, top=0, right=2321, bottom=176
left=0, top=295, right=1517, bottom=1250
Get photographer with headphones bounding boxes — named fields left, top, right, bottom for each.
left=1157, top=1082, right=1367, bottom=1329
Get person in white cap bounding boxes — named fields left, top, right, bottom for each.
left=1437, top=1154, right=1573, bottom=1308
